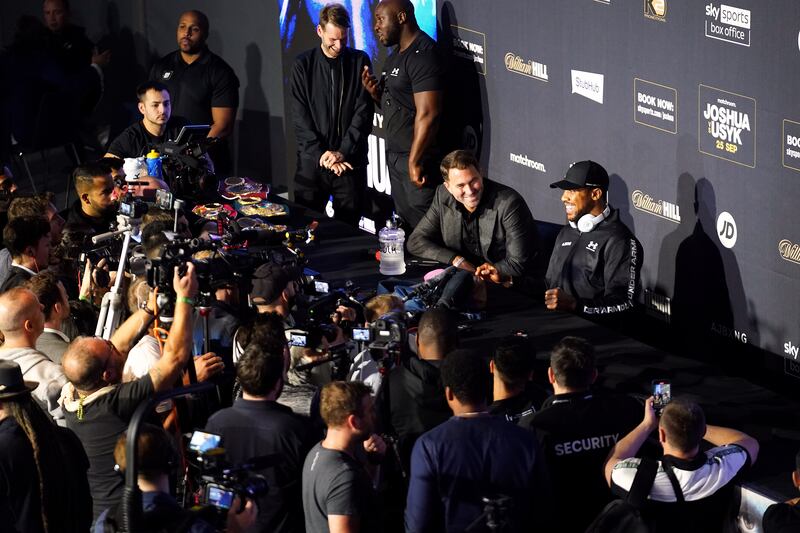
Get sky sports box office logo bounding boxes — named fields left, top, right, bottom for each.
left=705, top=3, right=751, bottom=46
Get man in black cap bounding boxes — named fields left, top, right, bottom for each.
left=543, top=160, right=642, bottom=316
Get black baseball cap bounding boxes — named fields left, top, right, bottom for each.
left=250, top=262, right=301, bottom=304
left=550, top=160, right=609, bottom=191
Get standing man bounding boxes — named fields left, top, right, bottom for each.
left=105, top=82, right=188, bottom=159
left=545, top=160, right=642, bottom=316
left=362, top=0, right=445, bottom=228
left=150, top=10, right=239, bottom=173
left=291, top=4, right=374, bottom=225
left=405, top=349, right=550, bottom=532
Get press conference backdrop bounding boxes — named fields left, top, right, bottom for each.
left=454, top=0, right=800, bottom=368
left=279, top=0, right=800, bottom=367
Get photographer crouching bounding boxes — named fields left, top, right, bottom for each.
left=94, top=423, right=256, bottom=533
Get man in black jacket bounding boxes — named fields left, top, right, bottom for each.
left=408, top=149, right=539, bottom=278
left=545, top=160, right=642, bottom=316
left=290, top=3, right=374, bottom=225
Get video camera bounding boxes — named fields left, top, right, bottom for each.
left=157, top=128, right=218, bottom=202
left=352, top=311, right=408, bottom=367
left=186, top=430, right=269, bottom=524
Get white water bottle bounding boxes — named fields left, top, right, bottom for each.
left=379, top=216, right=406, bottom=275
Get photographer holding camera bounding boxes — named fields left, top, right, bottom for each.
left=59, top=262, right=199, bottom=520
left=94, top=423, right=256, bottom=533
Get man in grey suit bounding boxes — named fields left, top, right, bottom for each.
left=407, top=149, right=538, bottom=281
left=27, top=271, right=72, bottom=365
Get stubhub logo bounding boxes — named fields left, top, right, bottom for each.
left=571, top=70, right=604, bottom=104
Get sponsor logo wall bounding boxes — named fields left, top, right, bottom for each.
left=436, top=0, right=800, bottom=362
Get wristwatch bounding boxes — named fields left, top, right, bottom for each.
left=139, top=301, right=156, bottom=316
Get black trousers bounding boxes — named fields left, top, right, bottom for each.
left=294, top=157, right=366, bottom=226
left=386, top=152, right=438, bottom=229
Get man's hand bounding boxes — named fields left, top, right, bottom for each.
left=226, top=497, right=258, bottom=533
left=452, top=256, right=476, bottom=273
left=641, top=397, right=659, bottom=433
left=92, top=47, right=111, bottom=67
left=363, top=433, right=387, bottom=459
left=409, top=161, right=426, bottom=188
left=173, top=262, right=198, bottom=300
left=361, top=65, right=382, bottom=103
left=544, top=287, right=577, bottom=311
left=320, top=151, right=345, bottom=169
left=330, top=161, right=354, bottom=176
left=332, top=305, right=358, bottom=325
left=476, top=262, right=511, bottom=285
left=194, top=352, right=224, bottom=382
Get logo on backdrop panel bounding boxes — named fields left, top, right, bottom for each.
left=785, top=340, right=799, bottom=360
left=451, top=25, right=486, bottom=76
left=634, top=78, right=677, bottom=134
left=782, top=120, right=800, bottom=173
left=716, top=211, right=737, bottom=249
left=509, top=152, right=547, bottom=173
left=571, top=70, right=604, bottom=104
left=504, top=52, right=548, bottom=82
left=779, top=239, right=800, bottom=265
left=367, top=112, right=391, bottom=198
left=593, top=0, right=611, bottom=4
left=631, top=190, right=681, bottom=223
left=698, top=84, right=756, bottom=168
left=704, top=3, right=751, bottom=47
left=645, top=0, right=667, bottom=21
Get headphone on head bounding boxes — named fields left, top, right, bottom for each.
left=570, top=205, right=611, bottom=233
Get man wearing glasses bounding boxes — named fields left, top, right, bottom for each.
left=59, top=263, right=200, bottom=520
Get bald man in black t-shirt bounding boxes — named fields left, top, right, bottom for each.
left=362, top=0, right=445, bottom=228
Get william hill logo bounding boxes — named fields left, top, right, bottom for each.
left=779, top=239, right=800, bottom=265
left=504, top=52, right=548, bottom=82
left=631, top=190, right=681, bottom=223
left=645, top=0, right=666, bottom=21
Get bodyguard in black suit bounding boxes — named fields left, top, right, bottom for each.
left=407, top=150, right=539, bottom=279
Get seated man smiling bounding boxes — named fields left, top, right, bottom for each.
left=407, top=149, right=539, bottom=281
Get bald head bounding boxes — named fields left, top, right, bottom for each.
left=375, top=0, right=417, bottom=47
left=0, top=288, right=44, bottom=339
left=62, top=336, right=114, bottom=392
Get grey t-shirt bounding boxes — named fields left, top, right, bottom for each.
left=301, top=442, right=376, bottom=533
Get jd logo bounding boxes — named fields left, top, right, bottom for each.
left=716, top=211, right=737, bottom=248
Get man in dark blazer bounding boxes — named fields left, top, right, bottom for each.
left=407, top=149, right=538, bottom=280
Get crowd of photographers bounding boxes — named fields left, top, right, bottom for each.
left=1, top=157, right=795, bottom=533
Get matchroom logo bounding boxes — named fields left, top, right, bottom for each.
left=451, top=25, right=486, bottom=76
left=571, top=70, right=604, bottom=104
left=698, top=84, right=756, bottom=168
left=645, top=0, right=667, bottom=21
left=505, top=52, right=548, bottom=82
left=509, top=152, right=547, bottom=173
left=704, top=3, right=751, bottom=47
left=631, top=190, right=681, bottom=223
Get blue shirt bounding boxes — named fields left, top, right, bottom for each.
left=405, top=415, right=551, bottom=533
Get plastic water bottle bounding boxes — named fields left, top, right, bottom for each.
left=379, top=216, right=406, bottom=275
left=325, top=194, right=335, bottom=218
left=146, top=149, right=162, bottom=178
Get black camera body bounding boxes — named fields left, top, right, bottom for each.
left=366, top=312, right=408, bottom=364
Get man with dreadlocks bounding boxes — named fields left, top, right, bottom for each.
left=0, top=360, right=91, bottom=532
